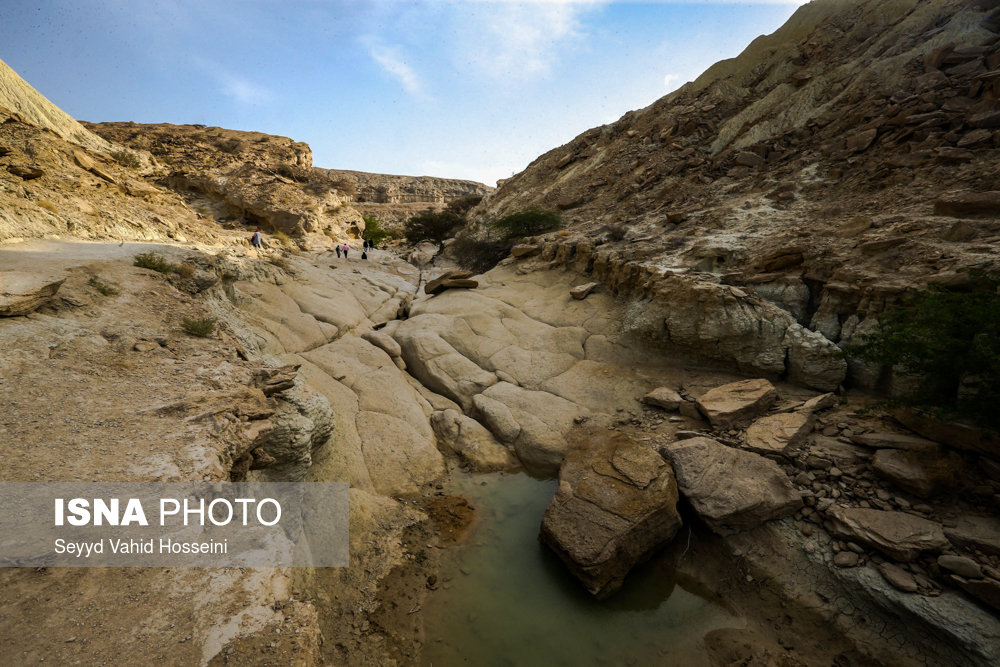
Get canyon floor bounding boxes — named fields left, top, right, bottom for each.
left=1, top=236, right=999, bottom=666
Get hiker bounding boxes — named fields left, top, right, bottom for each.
left=342, top=244, right=349, bottom=258
left=251, top=228, right=263, bottom=248
left=335, top=245, right=341, bottom=258
left=361, top=250, right=368, bottom=260
left=362, top=239, right=368, bottom=251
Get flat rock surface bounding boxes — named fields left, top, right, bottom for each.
left=660, top=436, right=801, bottom=534
left=696, top=378, right=779, bottom=429
left=744, top=411, right=813, bottom=455
left=539, top=430, right=681, bottom=598
left=826, top=506, right=949, bottom=561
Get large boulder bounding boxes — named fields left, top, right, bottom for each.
left=871, top=446, right=963, bottom=498
left=744, top=411, right=814, bottom=455
left=696, top=379, right=778, bottom=429
left=429, top=409, right=515, bottom=472
left=826, top=506, right=949, bottom=561
left=424, top=269, right=478, bottom=296
left=660, top=436, right=801, bottom=534
left=943, top=515, right=1000, bottom=557
left=539, top=431, right=681, bottom=598
left=0, top=273, right=65, bottom=317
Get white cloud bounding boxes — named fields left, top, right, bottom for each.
left=367, top=43, right=427, bottom=99
left=451, top=1, right=604, bottom=81
left=190, top=56, right=273, bottom=106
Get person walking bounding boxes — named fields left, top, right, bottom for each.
left=335, top=244, right=341, bottom=258
left=251, top=228, right=263, bottom=249
left=342, top=244, right=349, bottom=258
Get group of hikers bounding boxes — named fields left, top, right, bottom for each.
left=250, top=228, right=377, bottom=261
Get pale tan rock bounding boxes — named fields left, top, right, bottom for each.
left=539, top=431, right=681, bottom=598
left=0, top=273, right=65, bottom=316
left=696, top=378, right=779, bottom=428
left=430, top=409, right=515, bottom=472
left=850, top=431, right=938, bottom=451
left=826, top=506, right=949, bottom=561
left=642, top=387, right=683, bottom=411
left=661, top=436, right=801, bottom=534
left=569, top=282, right=598, bottom=300
left=800, top=392, right=837, bottom=413
left=744, top=411, right=814, bottom=455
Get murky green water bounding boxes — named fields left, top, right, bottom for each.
left=422, top=472, right=741, bottom=666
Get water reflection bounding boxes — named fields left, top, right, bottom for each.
left=422, top=472, right=740, bottom=666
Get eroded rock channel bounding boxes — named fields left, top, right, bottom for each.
left=3, top=239, right=999, bottom=665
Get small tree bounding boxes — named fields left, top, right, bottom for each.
left=404, top=209, right=465, bottom=244
left=362, top=215, right=392, bottom=246
left=845, top=274, right=1000, bottom=430
left=490, top=208, right=561, bottom=241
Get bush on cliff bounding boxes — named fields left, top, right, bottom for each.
left=845, top=273, right=1000, bottom=430
left=362, top=215, right=394, bottom=246
left=490, top=208, right=561, bottom=241
left=404, top=209, right=465, bottom=244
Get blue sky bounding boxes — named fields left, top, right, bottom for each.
left=0, top=1, right=806, bottom=185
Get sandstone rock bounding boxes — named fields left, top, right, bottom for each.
left=956, top=129, right=994, bottom=148
left=878, top=562, right=919, bottom=592
left=744, top=411, right=813, bottom=455
left=430, top=409, right=515, bottom=472
left=510, top=243, right=539, bottom=258
left=696, top=379, right=778, bottom=429
left=934, top=192, right=1000, bottom=217
left=734, top=151, right=764, bottom=168
left=924, top=44, right=955, bottom=71
left=826, top=506, right=949, bottom=561
left=871, top=446, right=963, bottom=498
left=133, top=341, right=159, bottom=353
left=891, top=410, right=1000, bottom=459
left=808, top=435, right=872, bottom=466
left=6, top=164, right=44, bottom=180
left=969, top=110, right=1000, bottom=129
left=938, top=554, right=983, bottom=580
left=834, top=551, right=860, bottom=567
left=641, top=387, right=683, bottom=411
left=539, top=431, right=681, bottom=598
left=660, top=436, right=801, bottom=534
left=360, top=330, right=402, bottom=359
left=0, top=274, right=65, bottom=316
left=425, top=270, right=477, bottom=296
left=850, top=431, right=938, bottom=451
left=800, top=392, right=837, bottom=413
left=252, top=364, right=300, bottom=396
left=943, top=515, right=1000, bottom=557
left=569, top=282, right=598, bottom=300
left=950, top=575, right=1000, bottom=612
left=846, top=128, right=878, bottom=153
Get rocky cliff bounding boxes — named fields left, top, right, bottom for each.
left=472, top=0, right=1000, bottom=389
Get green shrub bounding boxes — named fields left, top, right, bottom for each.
left=450, top=234, right=510, bottom=274
left=404, top=209, right=465, bottom=244
left=110, top=150, right=142, bottom=168
left=181, top=316, right=217, bottom=337
left=87, top=275, right=119, bottom=296
left=362, top=215, right=393, bottom=246
left=490, top=208, right=561, bottom=241
left=446, top=194, right=483, bottom=217
left=845, top=273, right=1000, bottom=430
left=134, top=252, right=175, bottom=274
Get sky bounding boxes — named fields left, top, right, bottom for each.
left=0, top=1, right=807, bottom=186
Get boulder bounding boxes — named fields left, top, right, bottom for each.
left=878, top=562, right=919, bottom=592
left=808, top=435, right=873, bottom=466
left=361, top=330, right=403, bottom=359
left=425, top=270, right=477, bottom=295
left=539, top=431, right=681, bottom=598
left=641, top=387, right=683, bottom=411
left=6, top=164, right=44, bottom=180
left=0, top=273, right=65, bottom=317
left=660, top=436, right=801, bottom=534
left=744, top=411, right=814, bottom=455
left=429, top=409, right=515, bottom=472
left=510, top=243, right=539, bottom=258
left=799, top=392, right=837, bottom=413
left=943, top=515, right=1000, bottom=557
left=826, top=506, right=949, bottom=561
left=890, top=410, right=1000, bottom=459
left=871, top=446, right=963, bottom=498
left=934, top=192, right=1000, bottom=217
left=938, top=554, right=983, bottom=580
left=846, top=128, right=878, bottom=153
left=696, top=379, right=778, bottom=429
left=569, top=282, right=598, bottom=300
left=950, top=576, right=1000, bottom=612
left=850, top=431, right=938, bottom=451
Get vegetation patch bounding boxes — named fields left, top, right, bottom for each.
left=175, top=263, right=196, bottom=279
left=845, top=273, right=1000, bottom=430
left=181, top=316, right=217, bottom=338
left=362, top=215, right=394, bottom=246
left=450, top=234, right=511, bottom=274
left=37, top=200, right=58, bottom=214
left=491, top=208, right=561, bottom=241
left=134, top=252, right=176, bottom=274
left=405, top=209, right=466, bottom=244
left=87, top=275, right=119, bottom=296
left=110, top=150, right=142, bottom=169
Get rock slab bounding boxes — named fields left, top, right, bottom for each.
left=0, top=273, right=65, bottom=317
left=660, top=436, right=801, bottom=534
left=826, top=506, right=949, bottom=561
left=696, top=379, right=778, bottom=428
left=539, top=431, right=681, bottom=598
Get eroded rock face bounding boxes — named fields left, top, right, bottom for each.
left=429, top=409, right=515, bottom=472
left=0, top=273, right=65, bottom=316
left=826, top=506, right=949, bottom=562
left=744, top=411, right=814, bottom=455
left=539, top=431, right=681, bottom=598
left=696, top=379, right=779, bottom=429
left=660, top=436, right=801, bottom=534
